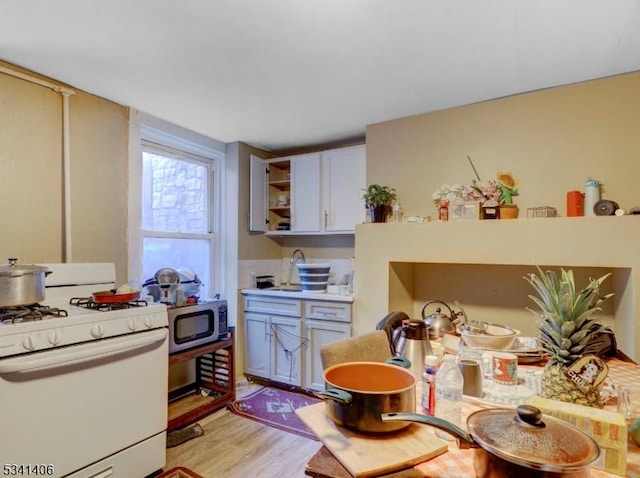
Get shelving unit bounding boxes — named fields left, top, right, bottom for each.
left=268, top=159, right=291, bottom=230
left=167, top=330, right=235, bottom=432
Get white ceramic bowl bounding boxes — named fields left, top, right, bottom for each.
left=461, top=327, right=521, bottom=350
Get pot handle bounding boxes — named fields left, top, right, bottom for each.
left=381, top=412, right=477, bottom=449
left=315, top=388, right=352, bottom=405
left=421, top=300, right=454, bottom=320
left=385, top=356, right=411, bottom=369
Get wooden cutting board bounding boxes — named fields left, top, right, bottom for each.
left=296, top=402, right=449, bottom=478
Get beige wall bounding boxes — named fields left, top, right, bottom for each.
left=0, top=61, right=130, bottom=282
left=231, top=141, right=281, bottom=260
left=359, top=71, right=640, bottom=359
left=367, top=72, right=640, bottom=219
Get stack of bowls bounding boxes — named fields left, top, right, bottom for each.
left=296, top=263, right=331, bottom=293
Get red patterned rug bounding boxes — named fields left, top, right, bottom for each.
left=228, top=386, right=320, bottom=441
left=157, top=467, right=203, bottom=478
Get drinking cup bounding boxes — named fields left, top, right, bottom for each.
left=490, top=352, right=518, bottom=386
left=458, top=359, right=483, bottom=397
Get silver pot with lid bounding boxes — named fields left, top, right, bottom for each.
left=383, top=405, right=600, bottom=478
left=0, top=258, right=51, bottom=307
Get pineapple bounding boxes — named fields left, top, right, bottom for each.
left=524, top=267, right=613, bottom=407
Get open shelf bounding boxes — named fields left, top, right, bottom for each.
left=167, top=331, right=235, bottom=432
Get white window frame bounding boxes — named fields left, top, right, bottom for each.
left=128, top=110, right=226, bottom=299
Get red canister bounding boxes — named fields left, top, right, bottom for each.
left=567, top=190, right=584, bottom=217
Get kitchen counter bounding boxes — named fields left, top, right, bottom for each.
left=241, top=288, right=354, bottom=303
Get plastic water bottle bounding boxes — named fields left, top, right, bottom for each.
left=421, top=355, right=439, bottom=416
left=434, top=354, right=464, bottom=441
left=584, top=178, right=601, bottom=217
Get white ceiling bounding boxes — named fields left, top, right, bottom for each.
left=1, top=1, right=639, bottom=152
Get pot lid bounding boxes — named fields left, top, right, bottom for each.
left=0, top=258, right=48, bottom=277
left=467, top=405, right=600, bottom=472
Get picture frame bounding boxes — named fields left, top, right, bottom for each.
left=450, top=200, right=481, bottom=220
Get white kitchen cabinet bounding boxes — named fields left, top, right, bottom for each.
left=249, top=152, right=320, bottom=233
left=290, top=153, right=322, bottom=232
left=243, top=312, right=271, bottom=378
left=243, top=296, right=305, bottom=387
left=270, top=315, right=304, bottom=386
left=304, top=319, right=352, bottom=391
left=243, top=292, right=352, bottom=391
left=249, top=145, right=365, bottom=234
left=322, top=145, right=366, bottom=232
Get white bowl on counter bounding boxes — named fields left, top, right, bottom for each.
left=461, top=324, right=521, bottom=350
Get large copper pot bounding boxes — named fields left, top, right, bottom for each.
left=317, top=358, right=415, bottom=433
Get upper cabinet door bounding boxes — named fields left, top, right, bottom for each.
left=322, top=145, right=366, bottom=232
left=249, top=155, right=268, bottom=232
left=290, top=153, right=322, bottom=232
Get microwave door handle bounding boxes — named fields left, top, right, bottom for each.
left=0, top=328, right=167, bottom=374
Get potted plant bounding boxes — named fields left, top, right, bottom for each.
left=362, top=184, right=397, bottom=223
left=497, top=171, right=519, bottom=219
left=524, top=267, right=613, bottom=407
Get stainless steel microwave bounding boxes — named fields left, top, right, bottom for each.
left=168, top=299, right=228, bottom=354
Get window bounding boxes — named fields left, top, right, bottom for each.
left=140, top=145, right=214, bottom=289
left=130, top=113, right=225, bottom=300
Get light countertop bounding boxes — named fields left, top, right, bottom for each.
left=240, top=287, right=354, bottom=303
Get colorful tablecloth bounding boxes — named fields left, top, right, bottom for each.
left=413, top=358, right=640, bottom=478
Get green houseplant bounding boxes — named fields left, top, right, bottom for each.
left=362, top=184, right=397, bottom=223
left=524, top=267, right=613, bottom=407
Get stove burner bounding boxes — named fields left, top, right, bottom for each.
left=0, top=305, right=68, bottom=324
left=70, top=297, right=148, bottom=311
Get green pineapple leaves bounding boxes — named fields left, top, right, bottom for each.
left=524, top=266, right=613, bottom=366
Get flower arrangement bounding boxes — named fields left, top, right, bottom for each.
left=431, top=183, right=466, bottom=208
left=466, top=179, right=501, bottom=204
left=432, top=157, right=519, bottom=209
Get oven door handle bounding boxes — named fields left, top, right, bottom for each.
left=0, top=328, right=168, bottom=374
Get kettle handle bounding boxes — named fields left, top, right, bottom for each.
left=390, top=321, right=408, bottom=356
left=421, top=300, right=454, bottom=320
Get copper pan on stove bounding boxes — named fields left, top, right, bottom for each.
left=91, top=290, right=141, bottom=304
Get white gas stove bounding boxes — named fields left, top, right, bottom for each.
left=0, top=262, right=167, bottom=358
left=0, top=262, right=169, bottom=478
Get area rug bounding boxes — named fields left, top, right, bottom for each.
left=156, top=467, right=203, bottom=478
left=228, top=386, right=321, bottom=441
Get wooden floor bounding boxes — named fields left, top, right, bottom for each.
left=165, top=381, right=323, bottom=478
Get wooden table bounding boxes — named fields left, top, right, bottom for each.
left=305, top=357, right=640, bottom=478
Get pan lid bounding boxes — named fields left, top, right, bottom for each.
left=0, top=258, right=48, bottom=277
left=467, top=405, right=600, bottom=472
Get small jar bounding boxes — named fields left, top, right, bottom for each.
left=438, top=200, right=449, bottom=221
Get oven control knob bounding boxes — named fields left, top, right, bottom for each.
left=48, top=330, right=63, bottom=346
left=91, top=324, right=105, bottom=338
left=23, top=335, right=37, bottom=351
left=144, top=316, right=154, bottom=329
left=128, top=318, right=138, bottom=331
